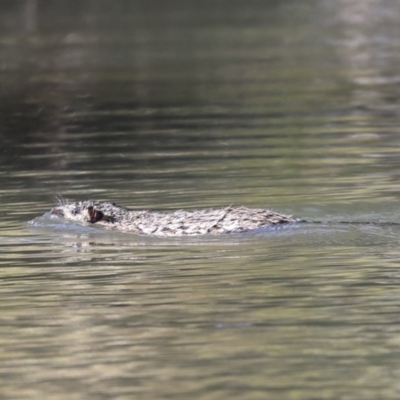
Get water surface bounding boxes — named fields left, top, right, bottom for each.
left=2, top=1, right=400, bottom=399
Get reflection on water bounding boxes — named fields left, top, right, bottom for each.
left=2, top=1, right=400, bottom=399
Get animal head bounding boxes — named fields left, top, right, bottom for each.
left=51, top=200, right=122, bottom=225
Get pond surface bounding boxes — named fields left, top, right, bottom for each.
left=2, top=1, right=400, bottom=399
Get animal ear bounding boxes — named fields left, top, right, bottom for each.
left=87, top=206, right=115, bottom=224
left=87, top=206, right=105, bottom=223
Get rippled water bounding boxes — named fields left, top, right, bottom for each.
left=2, top=1, right=400, bottom=399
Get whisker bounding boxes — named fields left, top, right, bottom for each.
left=55, top=193, right=70, bottom=206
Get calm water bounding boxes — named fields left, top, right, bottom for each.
left=2, top=1, right=400, bottom=399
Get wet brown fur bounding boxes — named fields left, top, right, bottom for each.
left=51, top=200, right=297, bottom=237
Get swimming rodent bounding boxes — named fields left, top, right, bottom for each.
left=50, top=199, right=298, bottom=236
left=50, top=199, right=399, bottom=237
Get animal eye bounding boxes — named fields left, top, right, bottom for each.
left=72, top=208, right=79, bottom=215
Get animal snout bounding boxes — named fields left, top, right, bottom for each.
left=51, top=207, right=64, bottom=217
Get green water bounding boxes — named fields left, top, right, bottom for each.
left=1, top=1, right=400, bottom=399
